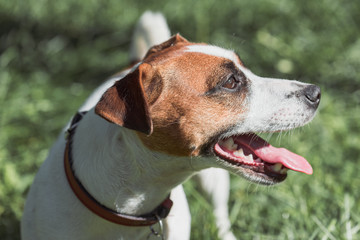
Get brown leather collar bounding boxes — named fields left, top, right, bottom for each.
left=64, top=111, right=173, bottom=227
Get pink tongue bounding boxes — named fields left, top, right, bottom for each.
left=236, top=134, right=313, bottom=175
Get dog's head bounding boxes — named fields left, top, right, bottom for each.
left=95, top=34, right=320, bottom=185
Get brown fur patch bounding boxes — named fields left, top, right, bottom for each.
left=137, top=44, right=249, bottom=157
left=96, top=35, right=249, bottom=157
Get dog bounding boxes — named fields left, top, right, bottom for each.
left=21, top=12, right=320, bottom=240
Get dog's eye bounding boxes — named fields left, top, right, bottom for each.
left=222, top=76, right=238, bottom=90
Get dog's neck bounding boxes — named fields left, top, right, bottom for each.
left=70, top=109, right=201, bottom=216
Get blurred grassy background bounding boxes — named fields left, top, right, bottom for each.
left=1, top=0, right=359, bottom=239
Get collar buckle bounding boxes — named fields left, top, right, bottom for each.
left=64, top=111, right=173, bottom=227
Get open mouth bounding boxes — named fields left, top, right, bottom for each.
left=213, top=133, right=312, bottom=183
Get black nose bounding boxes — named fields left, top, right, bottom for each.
left=303, top=85, right=321, bottom=107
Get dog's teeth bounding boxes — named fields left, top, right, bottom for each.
left=220, top=138, right=238, bottom=151
left=233, top=148, right=245, bottom=157
left=271, top=163, right=283, bottom=172
left=280, top=168, right=288, bottom=174
left=245, top=154, right=254, bottom=162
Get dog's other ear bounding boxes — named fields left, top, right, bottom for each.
left=95, top=63, right=154, bottom=135
left=144, top=33, right=189, bottom=59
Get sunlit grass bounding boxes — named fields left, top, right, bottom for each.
left=185, top=94, right=360, bottom=239
left=1, top=0, right=359, bottom=239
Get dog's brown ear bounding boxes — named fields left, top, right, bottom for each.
left=95, top=63, right=154, bottom=135
left=144, top=34, right=189, bottom=59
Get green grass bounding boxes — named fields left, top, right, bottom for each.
left=1, top=0, right=359, bottom=239
left=186, top=93, right=360, bottom=239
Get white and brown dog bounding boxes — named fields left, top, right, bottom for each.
left=21, top=12, right=320, bottom=240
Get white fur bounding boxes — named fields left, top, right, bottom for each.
left=22, top=12, right=237, bottom=240
left=194, top=169, right=236, bottom=240
left=130, top=11, right=171, bottom=61
left=185, top=44, right=318, bottom=185
left=21, top=11, right=317, bottom=240
left=185, top=44, right=316, bottom=134
left=185, top=45, right=238, bottom=63
left=239, top=72, right=314, bottom=133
